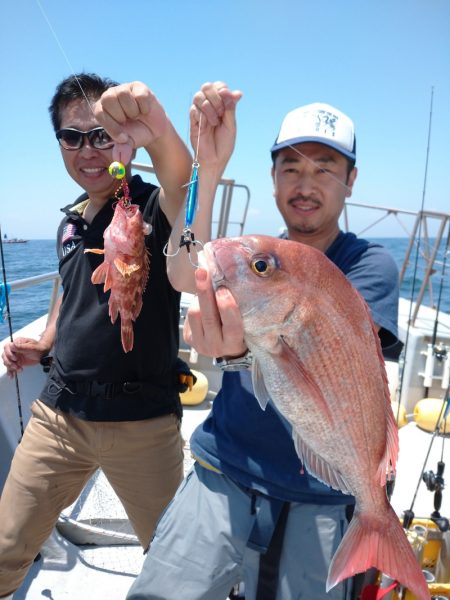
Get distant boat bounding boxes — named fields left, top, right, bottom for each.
left=2, top=234, right=28, bottom=244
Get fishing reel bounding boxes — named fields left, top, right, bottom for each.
left=434, top=344, right=448, bottom=362
left=422, top=460, right=449, bottom=531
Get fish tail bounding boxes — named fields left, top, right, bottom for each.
left=327, top=507, right=430, bottom=600
left=121, top=321, right=134, bottom=353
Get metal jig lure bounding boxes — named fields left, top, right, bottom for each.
left=178, top=160, right=200, bottom=257
left=164, top=114, right=203, bottom=267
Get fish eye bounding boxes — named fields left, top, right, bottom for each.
left=250, top=254, right=277, bottom=277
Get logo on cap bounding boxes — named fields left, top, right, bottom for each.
left=314, top=109, right=337, bottom=137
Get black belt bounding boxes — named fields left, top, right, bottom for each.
left=47, top=374, right=174, bottom=401
left=66, top=380, right=153, bottom=400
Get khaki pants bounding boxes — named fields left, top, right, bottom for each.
left=0, top=400, right=184, bottom=597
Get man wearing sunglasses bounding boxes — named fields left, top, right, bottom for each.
left=0, top=73, right=241, bottom=599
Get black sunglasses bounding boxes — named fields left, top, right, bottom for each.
left=55, top=127, right=114, bottom=150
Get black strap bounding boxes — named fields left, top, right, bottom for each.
left=255, top=501, right=290, bottom=600
left=247, top=495, right=286, bottom=553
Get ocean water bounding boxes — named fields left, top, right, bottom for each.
left=0, top=240, right=58, bottom=340
left=0, top=237, right=449, bottom=341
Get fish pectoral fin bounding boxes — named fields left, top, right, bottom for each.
left=91, top=262, right=109, bottom=285
left=252, top=358, right=271, bottom=410
left=279, top=336, right=333, bottom=423
left=114, top=258, right=140, bottom=277
left=84, top=248, right=105, bottom=255
left=294, top=433, right=352, bottom=494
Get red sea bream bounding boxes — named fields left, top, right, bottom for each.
left=202, top=234, right=429, bottom=600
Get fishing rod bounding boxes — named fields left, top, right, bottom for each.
left=394, top=87, right=435, bottom=418
left=0, top=223, right=25, bottom=441
left=423, top=225, right=450, bottom=398
left=398, top=88, right=450, bottom=533
left=403, top=384, right=450, bottom=530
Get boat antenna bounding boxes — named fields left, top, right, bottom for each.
left=0, top=223, right=25, bottom=440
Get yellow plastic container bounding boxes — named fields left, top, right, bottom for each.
left=180, top=369, right=208, bottom=406
left=413, top=398, right=450, bottom=433
left=391, top=400, right=407, bottom=427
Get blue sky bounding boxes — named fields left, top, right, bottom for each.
left=1, top=0, right=449, bottom=240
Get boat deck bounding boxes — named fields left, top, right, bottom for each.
left=10, top=401, right=212, bottom=599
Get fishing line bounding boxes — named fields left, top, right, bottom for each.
left=0, top=224, right=25, bottom=441
left=35, top=0, right=131, bottom=202
left=286, top=145, right=354, bottom=194
left=35, top=0, right=96, bottom=116
left=164, top=113, right=204, bottom=267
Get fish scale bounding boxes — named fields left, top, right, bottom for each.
left=204, top=234, right=430, bottom=600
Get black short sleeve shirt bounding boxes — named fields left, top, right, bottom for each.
left=40, top=175, right=182, bottom=421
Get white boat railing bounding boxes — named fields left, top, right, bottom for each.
left=344, top=201, right=449, bottom=326
left=132, top=161, right=251, bottom=238
left=3, top=271, right=61, bottom=328
left=2, top=200, right=448, bottom=335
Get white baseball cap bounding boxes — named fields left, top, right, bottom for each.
left=271, top=102, right=356, bottom=161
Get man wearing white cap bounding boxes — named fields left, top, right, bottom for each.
left=127, top=93, right=401, bottom=600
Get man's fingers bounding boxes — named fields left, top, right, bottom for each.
left=194, top=269, right=224, bottom=337
left=218, top=88, right=243, bottom=111
left=112, top=142, right=133, bottom=164
left=192, top=81, right=232, bottom=126
left=100, top=83, right=141, bottom=122
left=195, top=268, right=217, bottom=305
left=130, top=82, right=154, bottom=116
left=92, top=103, right=129, bottom=143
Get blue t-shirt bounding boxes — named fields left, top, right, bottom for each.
left=190, top=232, right=400, bottom=504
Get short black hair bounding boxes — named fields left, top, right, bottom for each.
left=49, top=73, right=119, bottom=131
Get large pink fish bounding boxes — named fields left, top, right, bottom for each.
left=85, top=200, right=151, bottom=353
left=202, top=234, right=429, bottom=600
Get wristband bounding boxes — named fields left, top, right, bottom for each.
left=214, top=350, right=253, bottom=372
